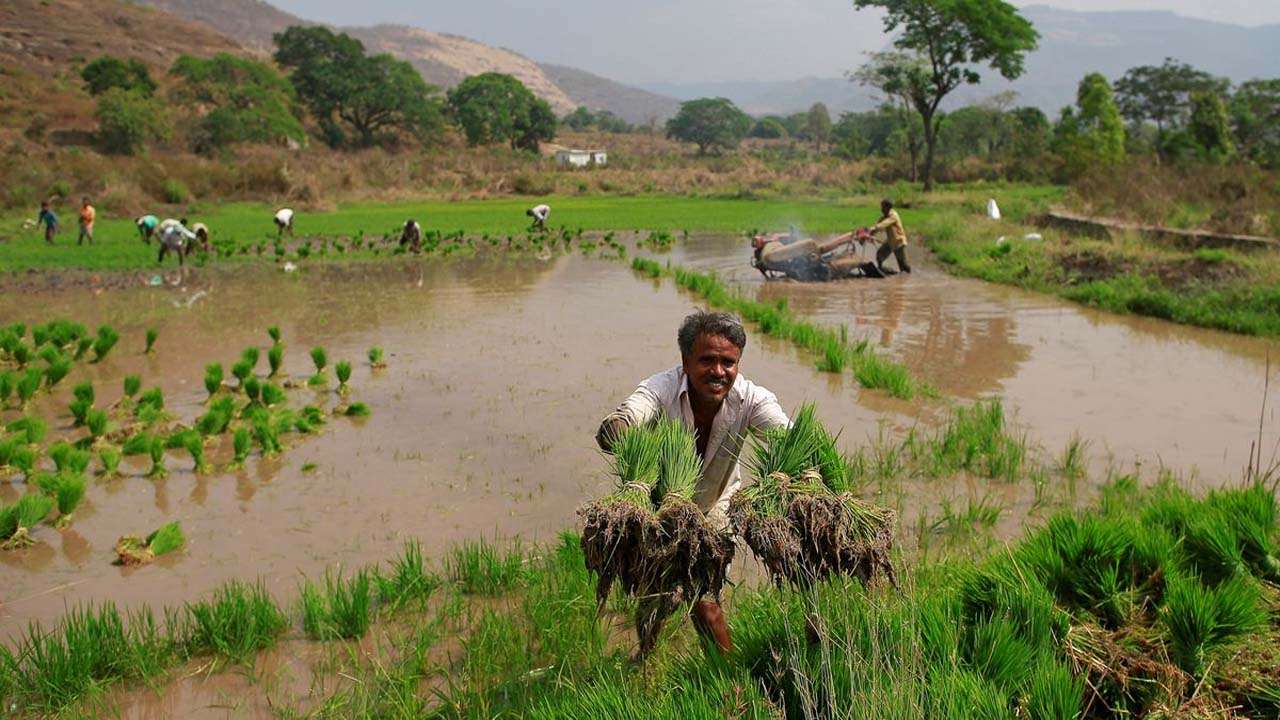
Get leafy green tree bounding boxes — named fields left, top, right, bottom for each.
left=852, top=52, right=932, bottom=180
left=664, top=97, right=750, bottom=155
left=1053, top=73, right=1125, bottom=177
left=1229, top=80, right=1280, bottom=167
left=594, top=111, right=633, bottom=134
left=1114, top=59, right=1229, bottom=143
left=1188, top=91, right=1235, bottom=162
left=805, top=102, right=832, bottom=150
left=273, top=26, right=444, bottom=148
left=749, top=117, right=788, bottom=139
left=81, top=56, right=156, bottom=97
left=563, top=106, right=595, bottom=131
left=170, top=53, right=305, bottom=154
left=851, top=0, right=1038, bottom=190
left=94, top=88, right=170, bottom=155
left=447, top=73, right=557, bottom=151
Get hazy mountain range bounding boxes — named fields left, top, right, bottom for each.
left=130, top=1, right=1280, bottom=121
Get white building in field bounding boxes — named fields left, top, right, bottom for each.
left=555, top=148, right=608, bottom=168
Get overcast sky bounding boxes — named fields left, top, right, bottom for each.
left=270, top=1, right=1280, bottom=84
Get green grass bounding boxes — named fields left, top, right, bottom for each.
left=180, top=581, right=289, bottom=662
left=300, top=570, right=374, bottom=641
left=444, top=539, right=528, bottom=595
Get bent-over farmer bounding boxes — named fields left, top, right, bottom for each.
left=867, top=198, right=911, bottom=274
left=157, top=219, right=198, bottom=266
left=595, top=311, right=789, bottom=654
left=274, top=208, right=295, bottom=238
left=526, top=203, right=550, bottom=230
left=135, top=214, right=159, bottom=244
left=400, top=219, right=422, bottom=252
left=191, top=222, right=210, bottom=253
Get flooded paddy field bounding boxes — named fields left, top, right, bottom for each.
left=1, top=241, right=1275, bottom=644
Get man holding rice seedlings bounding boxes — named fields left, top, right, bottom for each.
left=595, top=310, right=789, bottom=652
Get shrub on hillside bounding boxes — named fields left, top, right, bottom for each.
left=94, top=89, right=169, bottom=155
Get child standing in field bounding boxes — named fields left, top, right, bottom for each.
left=36, top=200, right=58, bottom=244
left=78, top=197, right=95, bottom=245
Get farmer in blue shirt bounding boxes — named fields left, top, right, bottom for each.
left=36, top=200, right=58, bottom=244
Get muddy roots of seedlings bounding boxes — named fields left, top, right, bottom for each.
left=730, top=471, right=897, bottom=589
left=114, top=536, right=154, bottom=565
left=579, top=487, right=654, bottom=609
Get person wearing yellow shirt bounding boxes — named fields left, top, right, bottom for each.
left=867, top=198, right=911, bottom=274
left=77, top=197, right=96, bottom=246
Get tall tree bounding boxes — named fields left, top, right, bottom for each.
left=273, top=26, right=444, bottom=149
left=851, top=0, right=1038, bottom=190
left=447, top=73, right=557, bottom=151
left=1053, top=73, right=1125, bottom=177
left=170, top=53, right=305, bottom=153
left=805, top=103, right=832, bottom=150
left=1114, top=59, right=1229, bottom=139
left=1229, top=80, right=1280, bottom=168
left=1188, top=91, right=1235, bottom=162
left=664, top=98, right=751, bottom=155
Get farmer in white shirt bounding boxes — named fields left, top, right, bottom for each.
left=400, top=219, right=422, bottom=252
left=274, top=208, right=295, bottom=238
left=526, top=203, right=550, bottom=230
left=596, top=311, right=789, bottom=654
left=157, top=219, right=198, bottom=266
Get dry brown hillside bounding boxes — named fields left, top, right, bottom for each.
left=131, top=0, right=675, bottom=121
left=0, top=0, right=242, bottom=135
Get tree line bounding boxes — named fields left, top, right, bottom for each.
left=81, top=26, right=559, bottom=156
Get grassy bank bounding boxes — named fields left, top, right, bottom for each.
left=4, top=466, right=1277, bottom=718
left=921, top=205, right=1280, bottom=337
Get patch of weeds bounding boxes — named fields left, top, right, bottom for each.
left=300, top=569, right=373, bottom=641
left=445, top=539, right=527, bottom=595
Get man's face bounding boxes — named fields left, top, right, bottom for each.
left=682, top=333, right=742, bottom=406
left=881, top=202, right=891, bottom=216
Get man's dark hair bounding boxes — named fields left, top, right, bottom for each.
left=881, top=198, right=894, bottom=210
left=678, top=311, right=746, bottom=356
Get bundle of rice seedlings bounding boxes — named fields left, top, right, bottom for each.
left=231, top=427, right=251, bottom=467
left=241, top=347, right=260, bottom=370
left=0, top=370, right=15, bottom=405
left=144, top=328, right=158, bottom=354
left=0, top=493, right=53, bottom=548
left=243, top=377, right=262, bottom=404
left=204, top=363, right=223, bottom=398
left=73, top=336, right=92, bottom=360
left=114, top=521, right=184, bottom=565
left=44, top=356, right=72, bottom=388
left=33, top=471, right=86, bottom=528
left=261, top=382, right=286, bottom=407
left=342, top=402, right=370, bottom=417
left=69, top=395, right=92, bottom=427
left=335, top=361, right=352, bottom=394
left=252, top=416, right=281, bottom=456
left=579, top=420, right=735, bottom=655
left=122, top=375, right=141, bottom=401
left=231, top=359, right=253, bottom=387
left=730, top=405, right=897, bottom=589
left=91, top=325, right=120, bottom=363
left=268, top=326, right=281, bottom=343
left=122, top=433, right=165, bottom=478
left=309, top=346, right=328, bottom=386
left=72, top=381, right=94, bottom=405
left=8, top=415, right=47, bottom=445
left=268, top=343, right=284, bottom=377
left=368, top=346, right=386, bottom=368
left=16, top=367, right=42, bottom=405
left=49, top=442, right=91, bottom=474
left=85, top=409, right=109, bottom=444
left=98, top=447, right=122, bottom=478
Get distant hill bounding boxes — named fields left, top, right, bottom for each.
left=132, top=0, right=678, bottom=122
left=539, top=64, right=681, bottom=125
left=646, top=6, right=1280, bottom=116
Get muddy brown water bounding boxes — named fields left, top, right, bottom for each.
left=0, top=242, right=1275, bottom=658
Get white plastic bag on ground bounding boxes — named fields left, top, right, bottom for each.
left=1023, top=233, right=1043, bottom=242
left=986, top=199, right=1001, bottom=220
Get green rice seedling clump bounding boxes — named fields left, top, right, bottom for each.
left=91, top=325, right=120, bottom=362
left=241, top=346, right=260, bottom=369
left=300, top=570, right=373, bottom=640
left=9, top=415, right=47, bottom=444
left=231, top=359, right=253, bottom=386
left=260, top=382, right=286, bottom=406
left=0, top=370, right=15, bottom=405
left=343, top=401, right=370, bottom=417
left=731, top=404, right=897, bottom=589
left=16, top=366, right=42, bottom=405
left=122, top=374, right=141, bottom=399
left=268, top=343, right=284, bottom=376
left=98, top=447, right=121, bottom=477
left=204, top=363, right=223, bottom=398
left=1, top=493, right=53, bottom=548
left=69, top=395, right=92, bottom=426
left=34, top=471, right=86, bottom=527
left=144, top=328, right=158, bottom=354
left=44, top=355, right=72, bottom=388
left=72, top=381, right=94, bottom=405
left=181, top=581, right=287, bottom=662
left=231, top=427, right=251, bottom=466
left=376, top=540, right=439, bottom=610
left=115, top=521, right=185, bottom=565
left=368, top=346, right=385, bottom=368
left=335, top=360, right=352, bottom=392
left=267, top=326, right=281, bottom=343
left=309, top=346, right=328, bottom=385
